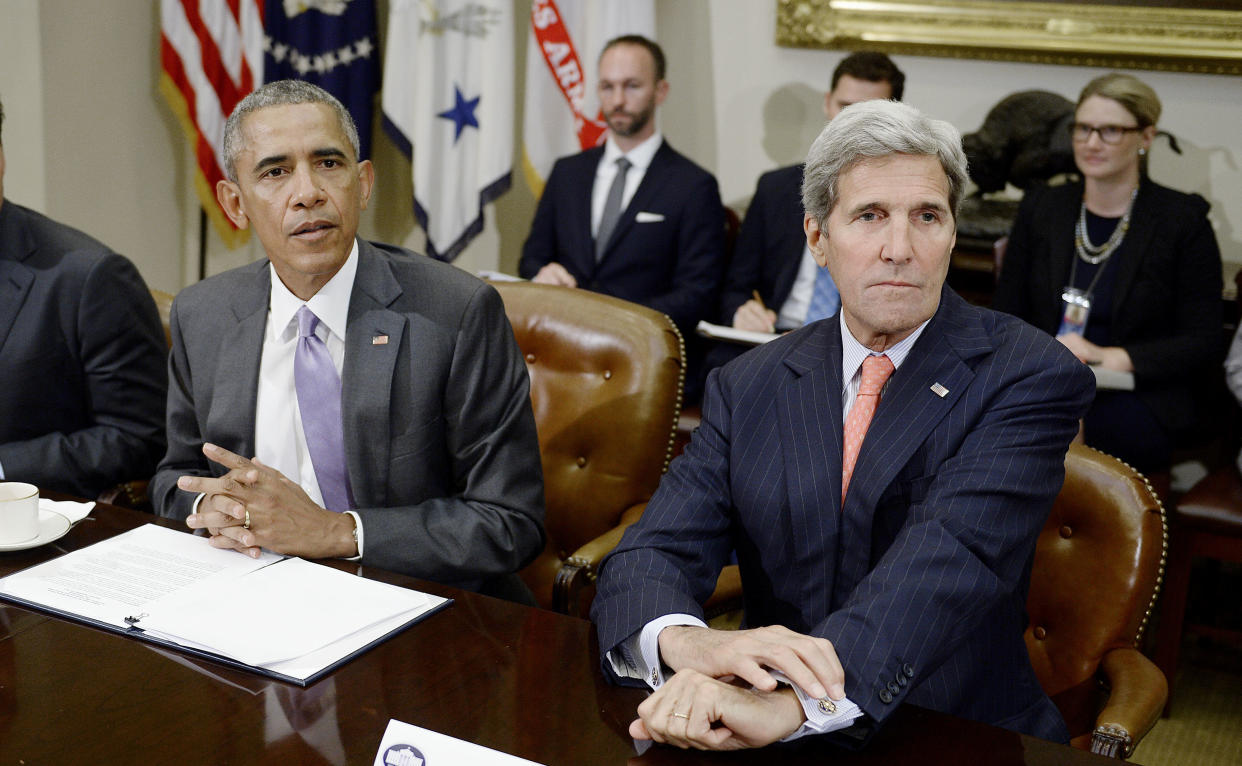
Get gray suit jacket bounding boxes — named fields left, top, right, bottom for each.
left=150, top=240, right=546, bottom=597
left=0, top=200, right=167, bottom=497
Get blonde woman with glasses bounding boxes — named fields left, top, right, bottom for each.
left=993, top=73, right=1222, bottom=475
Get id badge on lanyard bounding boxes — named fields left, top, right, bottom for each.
left=1058, top=286, right=1092, bottom=336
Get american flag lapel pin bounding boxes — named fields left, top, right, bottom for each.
left=372, top=335, right=389, bottom=345
left=930, top=382, right=949, bottom=398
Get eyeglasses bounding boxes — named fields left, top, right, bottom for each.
left=1069, top=122, right=1143, bottom=145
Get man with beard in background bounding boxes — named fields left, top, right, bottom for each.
left=519, top=35, right=725, bottom=401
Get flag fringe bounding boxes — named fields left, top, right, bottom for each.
left=520, top=146, right=547, bottom=201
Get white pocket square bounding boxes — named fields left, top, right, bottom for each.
left=635, top=211, right=665, bottom=223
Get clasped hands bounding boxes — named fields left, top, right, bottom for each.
left=531, top=262, right=577, bottom=287
left=633, top=624, right=846, bottom=751
left=177, top=443, right=356, bottom=560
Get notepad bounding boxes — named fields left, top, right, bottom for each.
left=1089, top=364, right=1135, bottom=391
left=696, top=320, right=780, bottom=347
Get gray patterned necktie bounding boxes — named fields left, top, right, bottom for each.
left=595, top=156, right=632, bottom=262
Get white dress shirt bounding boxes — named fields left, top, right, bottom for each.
left=255, top=243, right=356, bottom=502
left=609, top=311, right=934, bottom=739
left=194, top=240, right=366, bottom=554
left=590, top=132, right=664, bottom=237
left=838, top=312, right=928, bottom=413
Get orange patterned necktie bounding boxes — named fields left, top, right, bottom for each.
left=842, top=354, right=895, bottom=503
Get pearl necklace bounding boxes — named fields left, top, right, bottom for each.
left=1075, top=187, right=1138, bottom=265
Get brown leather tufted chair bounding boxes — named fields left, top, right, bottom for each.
left=492, top=282, right=684, bottom=616
left=1026, top=444, right=1168, bottom=759
left=149, top=288, right=174, bottom=348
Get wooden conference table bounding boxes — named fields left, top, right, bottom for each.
left=0, top=498, right=1120, bottom=765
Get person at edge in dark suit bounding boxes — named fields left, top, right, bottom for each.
left=0, top=96, right=167, bottom=499
left=149, top=81, right=545, bottom=603
left=591, top=100, right=1095, bottom=751
left=993, top=73, right=1222, bottom=476
left=518, top=34, right=726, bottom=402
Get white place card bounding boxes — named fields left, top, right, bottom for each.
left=373, top=720, right=545, bottom=766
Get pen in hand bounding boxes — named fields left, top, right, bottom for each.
left=751, top=290, right=776, bottom=334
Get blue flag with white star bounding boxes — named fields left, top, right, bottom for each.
left=381, top=0, right=513, bottom=261
left=264, top=0, right=380, bottom=159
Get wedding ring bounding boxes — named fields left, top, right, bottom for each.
left=671, top=711, right=689, bottom=720
left=243, top=509, right=251, bottom=530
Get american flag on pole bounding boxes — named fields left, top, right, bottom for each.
left=522, top=0, right=655, bottom=197
left=161, top=0, right=379, bottom=248
left=159, top=0, right=265, bottom=248
left=382, top=0, right=514, bottom=262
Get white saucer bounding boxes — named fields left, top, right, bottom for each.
left=0, top=509, right=72, bottom=552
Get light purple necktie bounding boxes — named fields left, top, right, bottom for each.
left=294, top=305, right=352, bottom=511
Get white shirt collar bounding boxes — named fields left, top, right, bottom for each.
left=268, top=239, right=359, bottom=342
left=602, top=131, right=663, bottom=172
left=839, top=311, right=931, bottom=389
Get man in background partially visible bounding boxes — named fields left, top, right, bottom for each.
left=0, top=95, right=167, bottom=498
left=519, top=35, right=725, bottom=400
left=720, top=51, right=905, bottom=335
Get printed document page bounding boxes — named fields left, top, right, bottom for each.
left=0, top=524, right=279, bottom=629
left=0, top=524, right=448, bottom=681
left=138, top=556, right=441, bottom=668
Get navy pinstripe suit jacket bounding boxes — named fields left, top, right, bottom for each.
left=592, top=287, right=1095, bottom=744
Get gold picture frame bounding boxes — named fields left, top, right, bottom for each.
left=776, top=0, right=1242, bottom=75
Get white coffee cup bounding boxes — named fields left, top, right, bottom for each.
left=0, top=482, right=40, bottom=545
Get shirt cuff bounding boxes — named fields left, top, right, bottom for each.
left=768, top=670, right=863, bottom=741
left=343, top=510, right=363, bottom=560
left=605, top=613, right=707, bottom=688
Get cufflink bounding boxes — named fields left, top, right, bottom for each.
left=817, top=698, right=837, bottom=715
left=650, top=668, right=659, bottom=685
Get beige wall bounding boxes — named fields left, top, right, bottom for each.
left=0, top=0, right=46, bottom=212
left=2, top=0, right=1238, bottom=294
left=3, top=0, right=186, bottom=293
